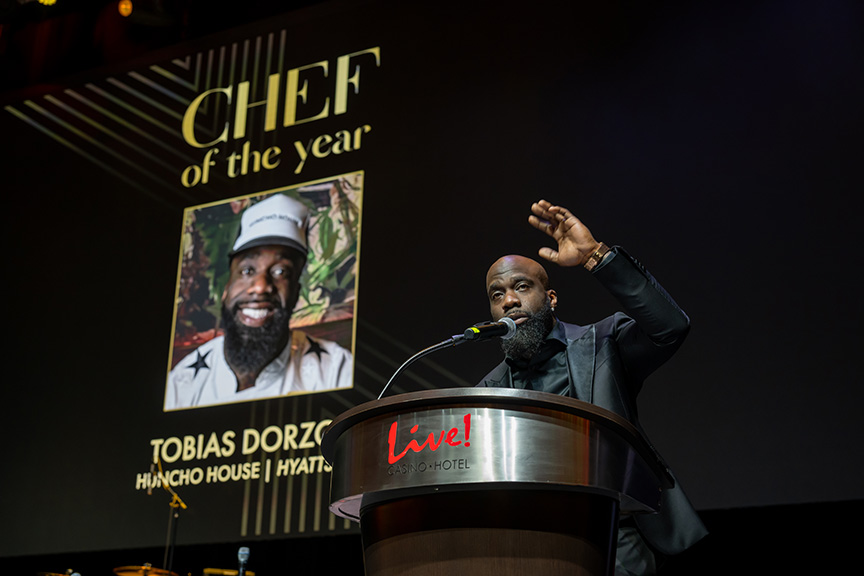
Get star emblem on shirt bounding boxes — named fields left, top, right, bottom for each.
left=188, top=350, right=211, bottom=377
left=305, top=337, right=329, bottom=361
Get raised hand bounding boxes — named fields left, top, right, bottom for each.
left=528, top=199, right=602, bottom=268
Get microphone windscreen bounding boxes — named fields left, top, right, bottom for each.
left=499, top=316, right=517, bottom=340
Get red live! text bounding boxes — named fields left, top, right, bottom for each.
left=387, top=414, right=472, bottom=464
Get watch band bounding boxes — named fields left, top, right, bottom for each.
left=583, top=242, right=611, bottom=271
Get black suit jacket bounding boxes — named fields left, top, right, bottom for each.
left=478, top=247, right=707, bottom=556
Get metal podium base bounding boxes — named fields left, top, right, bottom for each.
left=359, top=489, right=619, bottom=576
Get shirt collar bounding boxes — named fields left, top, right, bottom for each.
left=506, top=319, right=567, bottom=370
left=548, top=319, right=567, bottom=345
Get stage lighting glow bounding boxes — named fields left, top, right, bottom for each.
left=119, top=0, right=133, bottom=17
left=38, top=0, right=57, bottom=6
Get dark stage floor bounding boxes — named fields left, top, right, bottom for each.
left=3, top=500, right=859, bottom=575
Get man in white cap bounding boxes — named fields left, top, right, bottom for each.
left=165, top=194, right=353, bottom=410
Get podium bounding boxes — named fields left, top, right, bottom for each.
left=321, top=388, right=672, bottom=576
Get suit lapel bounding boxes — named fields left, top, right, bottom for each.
left=562, top=322, right=595, bottom=402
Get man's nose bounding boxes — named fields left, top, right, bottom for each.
left=502, top=291, right=521, bottom=310
left=247, top=272, right=275, bottom=293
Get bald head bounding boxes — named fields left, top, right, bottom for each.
left=485, top=255, right=557, bottom=322
left=486, top=255, right=550, bottom=291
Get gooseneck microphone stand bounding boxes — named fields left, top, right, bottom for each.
left=377, top=334, right=467, bottom=400
left=377, top=317, right=516, bottom=400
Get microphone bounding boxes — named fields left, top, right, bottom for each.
left=238, top=546, right=250, bottom=576
left=376, top=316, right=518, bottom=399
left=463, top=317, right=517, bottom=341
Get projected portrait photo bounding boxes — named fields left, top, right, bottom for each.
left=164, top=172, right=361, bottom=411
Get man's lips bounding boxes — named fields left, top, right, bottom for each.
left=506, top=313, right=529, bottom=326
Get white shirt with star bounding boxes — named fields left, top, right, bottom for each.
left=164, top=330, right=352, bottom=410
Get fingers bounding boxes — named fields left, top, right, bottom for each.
left=529, top=200, right=561, bottom=234
left=537, top=246, right=559, bottom=263
left=532, top=200, right=576, bottom=224
left=530, top=199, right=555, bottom=221
left=528, top=199, right=600, bottom=268
left=531, top=199, right=581, bottom=236
left=528, top=214, right=555, bottom=236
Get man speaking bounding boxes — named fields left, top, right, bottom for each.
left=479, top=199, right=707, bottom=575
left=165, top=194, right=353, bottom=410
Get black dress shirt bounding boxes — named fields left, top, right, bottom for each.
left=506, top=321, right=569, bottom=393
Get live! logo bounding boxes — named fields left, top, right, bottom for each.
left=387, top=414, right=472, bottom=464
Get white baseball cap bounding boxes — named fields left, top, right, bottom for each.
left=229, top=194, right=309, bottom=257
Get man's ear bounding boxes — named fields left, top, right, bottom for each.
left=547, top=289, right=558, bottom=310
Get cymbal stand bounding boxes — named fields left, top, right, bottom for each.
left=153, top=456, right=187, bottom=574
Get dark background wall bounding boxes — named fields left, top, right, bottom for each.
left=1, top=0, right=862, bottom=574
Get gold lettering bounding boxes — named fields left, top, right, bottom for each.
left=284, top=61, right=331, bottom=127
left=233, top=74, right=281, bottom=140
left=182, top=87, right=232, bottom=148
left=335, top=47, right=381, bottom=115
left=262, top=146, right=281, bottom=169
left=332, top=130, right=352, bottom=154
left=312, top=133, right=333, bottom=158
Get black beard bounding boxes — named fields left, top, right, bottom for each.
left=500, top=299, right=555, bottom=362
left=221, top=302, right=292, bottom=374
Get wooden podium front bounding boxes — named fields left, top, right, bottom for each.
left=321, top=389, right=672, bottom=576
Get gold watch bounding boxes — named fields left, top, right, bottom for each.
left=583, top=242, right=611, bottom=271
